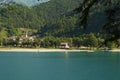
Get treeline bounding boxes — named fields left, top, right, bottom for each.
left=1, top=33, right=119, bottom=49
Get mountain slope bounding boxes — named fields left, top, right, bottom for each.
left=0, top=0, right=82, bottom=37
left=33, top=0, right=81, bottom=20
left=1, top=0, right=118, bottom=37
left=0, top=0, right=50, bottom=6
left=37, top=0, right=105, bottom=37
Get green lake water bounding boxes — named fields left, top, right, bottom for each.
left=0, top=51, right=120, bottom=80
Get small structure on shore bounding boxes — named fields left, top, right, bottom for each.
left=59, top=43, right=70, bottom=49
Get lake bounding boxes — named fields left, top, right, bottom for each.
left=0, top=51, right=120, bottom=80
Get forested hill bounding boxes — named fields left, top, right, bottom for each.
left=34, top=0, right=105, bottom=37
left=0, top=0, right=117, bottom=37
left=33, top=0, right=81, bottom=23
left=0, top=0, right=50, bottom=6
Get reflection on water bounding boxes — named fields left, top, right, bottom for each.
left=0, top=51, right=120, bottom=80
left=0, top=51, right=119, bottom=58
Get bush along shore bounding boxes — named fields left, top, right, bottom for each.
left=0, top=33, right=120, bottom=50
left=0, top=35, right=119, bottom=49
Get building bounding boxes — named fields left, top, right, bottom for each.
left=59, top=43, right=70, bottom=49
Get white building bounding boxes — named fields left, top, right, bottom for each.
left=59, top=43, right=70, bottom=49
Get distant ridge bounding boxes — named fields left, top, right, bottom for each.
left=0, top=0, right=50, bottom=6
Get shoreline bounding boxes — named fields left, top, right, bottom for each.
left=0, top=48, right=93, bottom=52
left=0, top=48, right=120, bottom=52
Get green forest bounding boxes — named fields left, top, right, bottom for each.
left=0, top=0, right=120, bottom=49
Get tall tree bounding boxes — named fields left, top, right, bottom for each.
left=103, top=7, right=120, bottom=44
left=74, top=0, right=120, bottom=43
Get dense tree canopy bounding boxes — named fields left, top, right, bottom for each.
left=74, top=0, right=120, bottom=43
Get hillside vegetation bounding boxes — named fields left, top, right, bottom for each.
left=0, top=0, right=82, bottom=37
left=0, top=0, right=119, bottom=48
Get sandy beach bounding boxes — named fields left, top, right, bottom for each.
left=0, top=48, right=120, bottom=52
left=108, top=49, right=120, bottom=52
left=0, top=48, right=96, bottom=52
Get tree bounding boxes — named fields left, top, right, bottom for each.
left=84, top=33, right=98, bottom=48
left=106, top=41, right=117, bottom=49
left=103, top=7, right=120, bottom=44
left=0, top=28, right=7, bottom=46
left=33, top=38, right=40, bottom=47
left=72, top=37, right=83, bottom=47
left=73, top=0, right=120, bottom=43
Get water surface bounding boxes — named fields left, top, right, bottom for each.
left=0, top=51, right=120, bottom=80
